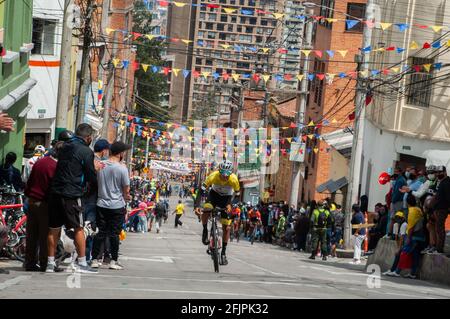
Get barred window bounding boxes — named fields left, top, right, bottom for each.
left=407, top=57, right=434, bottom=107
left=319, top=0, right=335, bottom=29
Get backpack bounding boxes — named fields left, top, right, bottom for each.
left=316, top=209, right=328, bottom=228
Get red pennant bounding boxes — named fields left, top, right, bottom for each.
left=364, top=20, right=375, bottom=28
left=158, top=0, right=169, bottom=6
left=315, top=50, right=323, bottom=58
left=128, top=115, right=134, bottom=121
left=277, top=48, right=288, bottom=54
left=222, top=72, right=230, bottom=81
left=132, top=32, right=142, bottom=40
left=347, top=71, right=357, bottom=78
left=386, top=46, right=395, bottom=51
left=423, top=42, right=431, bottom=49
left=302, top=135, right=307, bottom=142
left=207, top=4, right=220, bottom=8
left=133, top=62, right=140, bottom=71
left=413, top=65, right=421, bottom=72
left=284, top=74, right=292, bottom=81
left=163, top=67, right=170, bottom=75
left=171, top=38, right=180, bottom=43
left=349, top=112, right=356, bottom=121
left=414, top=24, right=428, bottom=29
left=193, top=70, right=200, bottom=78
left=313, top=16, right=323, bottom=21
left=382, top=69, right=390, bottom=75
left=281, top=139, right=285, bottom=144
left=316, top=74, right=325, bottom=81
left=289, top=122, right=296, bottom=128
left=316, top=123, right=322, bottom=129
left=256, top=9, right=268, bottom=14
left=253, top=73, right=261, bottom=83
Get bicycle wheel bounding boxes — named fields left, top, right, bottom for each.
left=211, top=220, right=220, bottom=273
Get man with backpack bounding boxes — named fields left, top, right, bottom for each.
left=154, top=201, right=167, bottom=233
left=309, top=200, right=330, bottom=261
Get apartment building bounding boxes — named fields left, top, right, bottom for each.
left=301, top=0, right=366, bottom=205
left=360, top=0, right=450, bottom=209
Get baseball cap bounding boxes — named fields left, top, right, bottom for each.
left=110, top=141, right=131, bottom=155
left=395, top=211, right=405, bottom=218
left=94, top=139, right=111, bottom=152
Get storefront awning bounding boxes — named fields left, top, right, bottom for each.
left=317, top=177, right=348, bottom=194
left=321, top=128, right=353, bottom=158
left=422, top=150, right=450, bottom=168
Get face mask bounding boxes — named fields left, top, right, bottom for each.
left=405, top=172, right=411, bottom=178
left=428, top=174, right=436, bottom=180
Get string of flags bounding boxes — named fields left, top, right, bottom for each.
left=107, top=24, right=450, bottom=59
left=143, top=0, right=450, bottom=34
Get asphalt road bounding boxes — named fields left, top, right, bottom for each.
left=1, top=195, right=450, bottom=299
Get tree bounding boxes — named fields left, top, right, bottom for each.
left=132, top=0, right=171, bottom=121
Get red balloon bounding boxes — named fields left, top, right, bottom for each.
left=378, top=172, right=390, bottom=185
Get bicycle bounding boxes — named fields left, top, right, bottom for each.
left=0, top=203, right=26, bottom=261
left=250, top=220, right=263, bottom=245
left=206, top=207, right=224, bottom=273
left=230, top=218, right=240, bottom=243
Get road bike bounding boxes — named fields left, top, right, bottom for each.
left=206, top=207, right=224, bottom=273
left=230, top=218, right=240, bottom=243
left=249, top=220, right=263, bottom=245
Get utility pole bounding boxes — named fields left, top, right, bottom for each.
left=289, top=8, right=314, bottom=209
left=75, top=0, right=94, bottom=126
left=344, top=0, right=374, bottom=249
left=101, top=31, right=119, bottom=139
left=55, top=0, right=75, bottom=138
left=259, top=89, right=270, bottom=202
left=144, top=136, right=150, bottom=167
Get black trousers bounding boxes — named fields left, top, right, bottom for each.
left=296, top=232, right=307, bottom=250
left=25, top=198, right=49, bottom=269
left=92, top=207, right=125, bottom=261
left=175, top=214, right=183, bottom=227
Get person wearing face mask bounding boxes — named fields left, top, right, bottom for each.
left=400, top=167, right=423, bottom=213
left=432, top=166, right=450, bottom=254
left=47, top=123, right=98, bottom=273
left=388, top=167, right=407, bottom=237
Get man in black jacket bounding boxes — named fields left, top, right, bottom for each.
left=47, top=124, right=97, bottom=273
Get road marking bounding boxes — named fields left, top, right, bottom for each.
left=120, top=256, right=178, bottom=263
left=229, top=256, right=284, bottom=277
left=0, top=276, right=31, bottom=290
left=305, top=265, right=368, bottom=277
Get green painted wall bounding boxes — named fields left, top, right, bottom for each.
left=0, top=0, right=33, bottom=169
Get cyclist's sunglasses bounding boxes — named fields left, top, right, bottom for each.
left=219, top=169, right=232, bottom=177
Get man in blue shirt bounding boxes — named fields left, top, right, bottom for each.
left=388, top=167, right=406, bottom=236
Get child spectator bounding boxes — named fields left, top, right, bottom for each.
left=137, top=202, right=148, bottom=233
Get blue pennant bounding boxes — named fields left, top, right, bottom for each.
left=242, top=73, right=250, bottom=79
left=396, top=47, right=406, bottom=53
left=126, top=122, right=130, bottom=127
left=362, top=46, right=372, bottom=53
left=122, top=60, right=129, bottom=69
left=135, top=117, right=140, bottom=123
left=197, top=40, right=204, bottom=46
left=275, top=75, right=283, bottom=82
left=241, top=9, right=254, bottom=15
left=395, top=23, right=409, bottom=32
left=307, top=74, right=315, bottom=81
left=338, top=72, right=346, bottom=78
left=434, top=63, right=443, bottom=70
left=371, top=70, right=380, bottom=76
left=326, top=50, right=335, bottom=58
left=213, top=72, right=220, bottom=80
left=182, top=70, right=190, bottom=78
left=113, top=122, right=119, bottom=128
left=152, top=66, right=159, bottom=73
left=346, top=20, right=359, bottom=30
left=248, top=47, right=257, bottom=52
left=307, top=148, right=312, bottom=154
left=322, top=120, right=329, bottom=126
left=432, top=41, right=442, bottom=49
left=234, top=45, right=242, bottom=52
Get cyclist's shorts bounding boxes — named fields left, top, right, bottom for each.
left=206, top=189, right=232, bottom=210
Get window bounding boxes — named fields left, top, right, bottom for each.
left=221, top=15, right=228, bottom=22
left=205, top=22, right=214, bottom=30
left=407, top=57, right=434, bottom=107
left=217, top=23, right=225, bottom=31
left=312, top=59, right=325, bottom=106
left=32, top=19, right=57, bottom=55
left=346, top=3, right=365, bottom=32
left=319, top=0, right=335, bottom=29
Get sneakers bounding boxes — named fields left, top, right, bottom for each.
left=308, top=255, right=315, bottom=260
left=75, top=264, right=98, bottom=274
left=322, top=256, right=327, bottom=261
left=404, top=273, right=417, bottom=279
left=220, top=254, right=228, bottom=266
left=385, top=271, right=400, bottom=277
left=382, top=270, right=395, bottom=276
left=45, top=263, right=64, bottom=273
left=90, top=259, right=101, bottom=268
left=349, top=259, right=361, bottom=265
left=109, top=260, right=124, bottom=270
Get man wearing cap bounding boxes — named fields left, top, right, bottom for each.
left=83, top=139, right=111, bottom=263
left=92, top=141, right=131, bottom=270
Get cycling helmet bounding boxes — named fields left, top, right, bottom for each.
left=58, top=129, right=74, bottom=142
left=203, top=202, right=214, bottom=211
left=218, top=160, right=233, bottom=177
left=34, top=145, right=46, bottom=154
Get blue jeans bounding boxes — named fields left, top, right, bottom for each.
left=137, top=216, right=147, bottom=232
left=84, top=202, right=97, bottom=261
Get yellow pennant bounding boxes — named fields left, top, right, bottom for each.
left=262, top=48, right=270, bottom=53
left=301, top=50, right=311, bottom=57
left=182, top=39, right=192, bottom=45
left=287, top=138, right=292, bottom=143
left=201, top=72, right=210, bottom=78
left=327, top=73, right=336, bottom=80
left=297, top=74, right=305, bottom=81
left=374, top=48, right=385, bottom=52
left=379, top=23, right=392, bottom=31
left=188, top=127, right=194, bottom=131
left=106, top=28, right=115, bottom=35
left=390, top=67, right=400, bottom=73
left=120, top=120, right=125, bottom=126
left=166, top=123, right=172, bottom=129
left=173, top=2, right=187, bottom=7
left=273, top=13, right=285, bottom=20
left=337, top=50, right=348, bottom=58
left=234, top=129, right=240, bottom=135
left=423, top=64, right=432, bottom=72
left=409, top=41, right=419, bottom=50
left=145, top=35, right=155, bottom=41
left=246, top=140, right=251, bottom=145
left=231, top=74, right=240, bottom=82
left=431, top=26, right=444, bottom=33
left=224, top=8, right=237, bottom=14
left=221, top=44, right=231, bottom=50
left=112, top=59, right=120, bottom=68
left=211, top=128, right=217, bottom=135
left=144, top=119, right=149, bottom=124
left=308, top=120, right=315, bottom=126
left=446, top=40, right=450, bottom=47
left=141, top=64, right=149, bottom=72
left=172, top=68, right=180, bottom=76
left=326, top=18, right=338, bottom=23
left=332, top=118, right=338, bottom=124
left=262, top=75, right=270, bottom=82
left=313, top=148, right=319, bottom=154
left=308, top=134, right=314, bottom=140
left=359, top=70, right=369, bottom=77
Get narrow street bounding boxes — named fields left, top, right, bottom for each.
left=1, top=196, right=449, bottom=299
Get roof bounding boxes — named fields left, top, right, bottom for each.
left=274, top=97, right=297, bottom=119
left=321, top=128, right=354, bottom=158
left=316, top=177, right=349, bottom=194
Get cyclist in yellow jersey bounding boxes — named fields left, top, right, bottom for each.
left=198, top=161, right=240, bottom=265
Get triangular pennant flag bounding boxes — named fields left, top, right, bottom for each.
left=379, top=23, right=392, bottom=31
left=346, top=20, right=360, bottom=30
left=141, top=64, right=149, bottom=72
left=431, top=26, right=444, bottom=33
left=316, top=74, right=325, bottom=80
left=308, top=134, right=314, bottom=140
left=307, top=74, right=315, bottom=81
left=106, top=28, right=114, bottom=35
left=315, top=50, right=323, bottom=58
left=395, top=23, right=409, bottom=32
left=434, top=63, right=443, bottom=71
left=423, top=64, right=432, bottom=72
left=308, top=120, right=315, bottom=127
left=365, top=20, right=375, bottom=28
left=182, top=69, right=190, bottom=78
left=273, top=13, right=285, bottom=20
left=301, top=50, right=311, bottom=57
left=359, top=70, right=369, bottom=77
left=313, top=148, right=319, bottom=154
left=181, top=39, right=192, bottom=45
left=231, top=74, right=240, bottom=82
left=145, top=34, right=155, bottom=41
left=221, top=44, right=231, bottom=50
left=423, top=42, right=431, bottom=49
left=262, top=74, right=271, bottom=82
left=201, top=71, right=210, bottom=78
left=222, top=72, right=230, bottom=81
left=390, top=67, right=400, bottom=73
left=432, top=41, right=442, bottom=49
left=396, top=47, right=406, bottom=53
left=262, top=48, right=270, bottom=53
left=326, top=18, right=338, bottom=23
left=173, top=2, right=187, bottom=7
left=112, top=59, right=120, bottom=68
left=326, top=50, right=335, bottom=58
left=224, top=7, right=237, bottom=14
left=337, top=50, right=348, bottom=58
left=409, top=41, right=419, bottom=50
left=297, top=74, right=305, bottom=81
left=172, top=68, right=180, bottom=76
